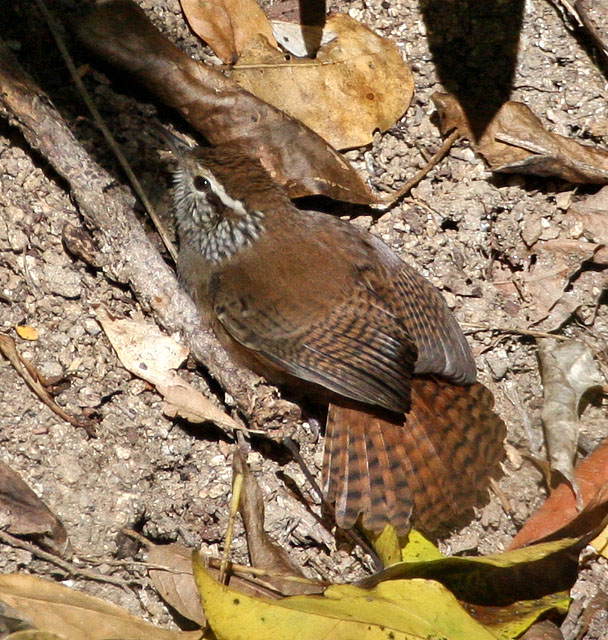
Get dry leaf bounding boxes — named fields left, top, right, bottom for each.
left=4, top=633, right=66, bottom=640
left=180, top=0, right=277, bottom=64
left=538, top=339, right=605, bottom=502
left=517, top=620, right=564, bottom=640
left=566, top=185, right=608, bottom=264
left=0, top=574, right=202, bottom=640
left=510, top=441, right=608, bottom=549
left=521, top=239, right=607, bottom=329
left=434, top=93, right=608, bottom=183
left=0, top=463, right=69, bottom=553
left=146, top=543, right=206, bottom=626
left=234, top=451, right=321, bottom=596
left=234, top=14, right=414, bottom=149
left=95, top=306, right=244, bottom=432
left=74, top=1, right=380, bottom=204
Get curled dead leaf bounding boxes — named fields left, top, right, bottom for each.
left=434, top=93, right=608, bottom=183
left=521, top=239, right=607, bottom=330
left=74, top=1, right=380, bottom=204
left=234, top=14, right=414, bottom=150
left=95, top=306, right=248, bottom=432
left=0, top=463, right=70, bottom=554
left=538, top=338, right=605, bottom=501
left=180, top=0, right=277, bottom=64
left=234, top=451, right=321, bottom=596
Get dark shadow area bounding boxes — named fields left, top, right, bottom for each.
left=299, top=0, right=326, bottom=57
left=420, top=0, right=525, bottom=140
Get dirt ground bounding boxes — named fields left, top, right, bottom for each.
left=1, top=0, right=608, bottom=637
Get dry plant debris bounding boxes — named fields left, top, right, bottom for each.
left=538, top=339, right=605, bottom=500
left=0, top=463, right=69, bottom=553
left=180, top=0, right=277, bottom=63
left=74, top=0, right=381, bottom=204
left=95, top=306, right=249, bottom=432
left=233, top=14, right=414, bottom=149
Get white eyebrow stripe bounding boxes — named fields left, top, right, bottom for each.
left=208, top=173, right=248, bottom=216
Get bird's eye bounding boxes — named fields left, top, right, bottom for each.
left=193, top=175, right=210, bottom=191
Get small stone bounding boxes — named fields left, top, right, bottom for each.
left=115, top=446, right=131, bottom=460
left=521, top=217, right=542, bottom=246
left=8, top=227, right=27, bottom=252
left=42, top=263, right=82, bottom=299
left=83, top=318, right=101, bottom=336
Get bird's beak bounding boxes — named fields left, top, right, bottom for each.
left=154, top=125, right=193, bottom=159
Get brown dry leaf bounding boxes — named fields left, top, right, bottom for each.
left=0, top=574, right=203, bottom=640
left=537, top=339, right=605, bottom=502
left=0, top=334, right=97, bottom=436
left=518, top=620, right=564, bottom=640
left=434, top=93, right=608, bottom=183
left=270, top=21, right=337, bottom=57
left=521, top=239, right=607, bottom=329
left=233, top=451, right=322, bottom=596
left=95, top=306, right=245, bottom=432
left=566, top=185, right=608, bottom=264
left=146, top=540, right=289, bottom=625
left=0, top=463, right=69, bottom=554
left=180, top=0, right=277, bottom=64
left=74, top=0, right=380, bottom=204
left=5, top=633, right=66, bottom=640
left=234, top=14, right=414, bottom=150
left=510, top=440, right=608, bottom=549
left=146, top=543, right=206, bottom=626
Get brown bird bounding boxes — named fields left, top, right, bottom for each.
left=172, top=143, right=505, bottom=536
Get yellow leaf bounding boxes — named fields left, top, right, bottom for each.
left=399, top=529, right=443, bottom=563
left=193, top=552, right=496, bottom=640
left=590, top=521, right=608, bottom=557
left=16, top=325, right=38, bottom=341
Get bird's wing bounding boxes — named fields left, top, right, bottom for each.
left=213, top=282, right=418, bottom=413
left=211, top=215, right=475, bottom=412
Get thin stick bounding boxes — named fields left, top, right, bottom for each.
left=34, top=0, right=178, bottom=263
left=207, top=556, right=328, bottom=586
left=0, top=334, right=96, bottom=436
left=377, top=130, right=461, bottom=205
left=0, top=529, right=130, bottom=588
left=220, top=470, right=244, bottom=583
left=282, top=437, right=382, bottom=571
left=461, top=322, right=570, bottom=341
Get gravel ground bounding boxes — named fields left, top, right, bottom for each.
left=1, top=0, right=607, bottom=637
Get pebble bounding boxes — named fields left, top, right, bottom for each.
left=42, top=263, right=82, bottom=299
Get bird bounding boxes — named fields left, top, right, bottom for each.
left=171, top=142, right=506, bottom=537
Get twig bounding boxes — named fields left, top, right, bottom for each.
left=378, top=129, right=461, bottom=205
left=461, top=322, right=570, bottom=341
left=220, top=471, right=244, bottom=584
left=34, top=0, right=178, bottom=263
left=0, top=333, right=97, bottom=436
left=207, top=556, right=328, bottom=586
left=282, top=437, right=382, bottom=571
left=0, top=529, right=130, bottom=589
